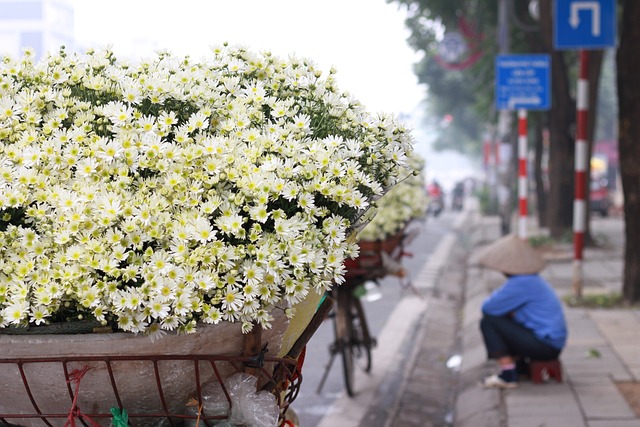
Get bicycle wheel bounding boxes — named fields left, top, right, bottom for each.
left=335, top=287, right=356, bottom=396
left=350, top=296, right=373, bottom=373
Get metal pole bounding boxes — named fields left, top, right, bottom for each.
left=497, top=0, right=512, bottom=235
left=518, top=109, right=528, bottom=239
left=573, top=50, right=589, bottom=299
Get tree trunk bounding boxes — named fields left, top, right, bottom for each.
left=533, top=113, right=548, bottom=228
left=538, top=0, right=575, bottom=238
left=584, top=50, right=604, bottom=246
left=617, top=0, right=640, bottom=304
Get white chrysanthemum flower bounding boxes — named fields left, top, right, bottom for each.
left=3, top=301, right=29, bottom=325
left=0, top=45, right=415, bottom=335
left=357, top=152, right=428, bottom=241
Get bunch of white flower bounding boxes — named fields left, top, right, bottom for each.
left=0, top=45, right=414, bottom=336
left=356, top=153, right=427, bottom=241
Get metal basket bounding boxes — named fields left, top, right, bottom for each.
left=343, top=228, right=407, bottom=282
left=0, top=352, right=301, bottom=427
left=0, top=297, right=335, bottom=427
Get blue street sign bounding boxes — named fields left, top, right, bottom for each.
left=495, top=54, right=551, bottom=111
left=554, top=0, right=616, bottom=49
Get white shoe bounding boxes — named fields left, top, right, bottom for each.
left=482, top=373, right=518, bottom=389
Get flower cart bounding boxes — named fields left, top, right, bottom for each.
left=0, top=45, right=414, bottom=426
left=0, top=297, right=334, bottom=427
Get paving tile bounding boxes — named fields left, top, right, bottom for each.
left=626, top=366, right=640, bottom=380
left=454, top=385, right=501, bottom=424
left=456, top=409, right=503, bottom=427
left=590, top=311, right=640, bottom=339
left=507, top=385, right=580, bottom=417
left=563, top=345, right=632, bottom=381
left=613, top=345, right=640, bottom=370
left=460, top=345, right=487, bottom=374
left=583, top=260, right=621, bottom=279
left=564, top=309, right=607, bottom=346
left=588, top=419, right=640, bottom=427
left=543, top=263, right=574, bottom=280
left=575, top=383, right=636, bottom=418
left=508, top=415, right=586, bottom=427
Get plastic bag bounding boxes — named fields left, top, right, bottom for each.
left=184, top=372, right=279, bottom=427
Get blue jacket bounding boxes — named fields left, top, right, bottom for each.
left=482, top=274, right=568, bottom=350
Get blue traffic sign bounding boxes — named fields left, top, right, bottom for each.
left=495, top=54, right=551, bottom=111
left=554, top=0, right=616, bottom=49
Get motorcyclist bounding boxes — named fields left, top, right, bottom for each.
left=427, top=180, right=444, bottom=216
left=452, top=181, right=465, bottom=211
left=427, top=180, right=443, bottom=199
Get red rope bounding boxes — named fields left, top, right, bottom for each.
left=294, top=346, right=306, bottom=380
left=63, top=366, right=102, bottom=427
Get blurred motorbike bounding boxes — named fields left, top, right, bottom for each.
left=427, top=195, right=444, bottom=217
left=426, top=180, right=444, bottom=217
left=451, top=182, right=465, bottom=211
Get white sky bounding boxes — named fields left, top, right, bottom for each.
left=69, top=0, right=425, bottom=117
left=68, top=0, right=479, bottom=189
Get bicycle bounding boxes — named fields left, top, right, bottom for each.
left=317, top=227, right=417, bottom=397
left=337, top=278, right=377, bottom=396
left=316, top=278, right=376, bottom=397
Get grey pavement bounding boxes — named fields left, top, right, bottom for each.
left=451, top=202, right=640, bottom=427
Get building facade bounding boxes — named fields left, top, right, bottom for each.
left=0, top=0, right=74, bottom=60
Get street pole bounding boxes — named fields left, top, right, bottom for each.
left=573, top=50, right=589, bottom=299
left=518, top=109, right=528, bottom=239
left=497, top=0, right=512, bottom=235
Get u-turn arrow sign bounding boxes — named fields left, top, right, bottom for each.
left=554, top=0, right=616, bottom=49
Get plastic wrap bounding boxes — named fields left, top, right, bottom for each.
left=185, top=372, right=279, bottom=427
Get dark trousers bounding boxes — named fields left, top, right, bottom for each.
left=480, top=314, right=561, bottom=361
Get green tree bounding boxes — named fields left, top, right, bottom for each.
left=389, top=0, right=604, bottom=241
left=396, top=0, right=496, bottom=156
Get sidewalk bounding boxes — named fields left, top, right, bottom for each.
left=307, top=201, right=640, bottom=427
left=455, top=209, right=640, bottom=427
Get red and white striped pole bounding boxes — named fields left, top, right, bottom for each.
left=518, top=109, right=528, bottom=239
left=573, top=50, right=589, bottom=298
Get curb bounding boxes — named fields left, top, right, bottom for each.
left=315, top=208, right=475, bottom=427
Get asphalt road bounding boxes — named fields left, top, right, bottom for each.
left=290, top=209, right=458, bottom=427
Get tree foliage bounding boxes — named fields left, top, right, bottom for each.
left=389, top=0, right=500, bottom=156
left=389, top=0, right=607, bottom=240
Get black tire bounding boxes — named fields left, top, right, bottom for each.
left=336, top=289, right=356, bottom=396
left=340, top=332, right=356, bottom=396
left=350, top=297, right=373, bottom=373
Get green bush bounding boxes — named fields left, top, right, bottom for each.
left=476, top=186, right=498, bottom=215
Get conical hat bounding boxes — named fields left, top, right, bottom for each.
left=473, top=233, right=545, bottom=274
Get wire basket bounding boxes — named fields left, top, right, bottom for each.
left=0, top=352, right=302, bottom=427
left=343, top=228, right=407, bottom=282
left=0, top=297, right=336, bottom=427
